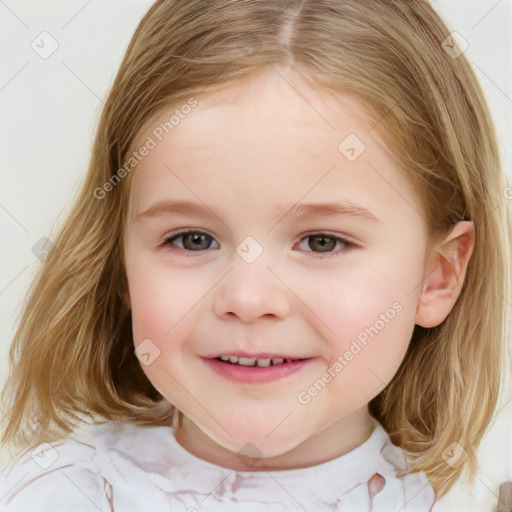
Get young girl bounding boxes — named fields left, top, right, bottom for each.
left=1, top=0, right=510, bottom=510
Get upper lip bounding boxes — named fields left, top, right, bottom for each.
left=204, top=351, right=312, bottom=360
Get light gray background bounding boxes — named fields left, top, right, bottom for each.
left=1, top=1, right=511, bottom=509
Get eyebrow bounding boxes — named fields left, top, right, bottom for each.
left=282, top=201, right=379, bottom=223
left=136, top=199, right=379, bottom=223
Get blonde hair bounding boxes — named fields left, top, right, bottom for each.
left=2, top=0, right=510, bottom=498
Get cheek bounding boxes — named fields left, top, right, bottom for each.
left=127, top=259, right=216, bottom=371
left=127, top=260, right=195, bottom=345
left=129, top=270, right=170, bottom=343
left=126, top=262, right=199, bottom=401
left=290, top=243, right=424, bottom=391
left=292, top=246, right=422, bottom=330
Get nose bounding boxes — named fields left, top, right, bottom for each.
left=212, top=254, right=292, bottom=323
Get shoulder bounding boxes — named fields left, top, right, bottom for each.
left=0, top=420, right=122, bottom=512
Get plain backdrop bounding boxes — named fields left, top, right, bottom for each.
left=1, top=1, right=511, bottom=510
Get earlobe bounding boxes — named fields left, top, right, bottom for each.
left=415, top=221, right=475, bottom=328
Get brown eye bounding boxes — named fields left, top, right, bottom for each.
left=305, top=235, right=337, bottom=252
left=163, top=231, right=218, bottom=252
left=297, top=233, right=352, bottom=259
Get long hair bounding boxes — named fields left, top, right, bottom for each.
left=1, top=0, right=510, bottom=498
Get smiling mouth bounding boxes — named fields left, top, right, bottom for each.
left=202, top=355, right=316, bottom=384
left=214, top=355, right=310, bottom=367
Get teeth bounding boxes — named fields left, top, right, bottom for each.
left=238, top=357, right=256, bottom=366
left=217, top=355, right=289, bottom=367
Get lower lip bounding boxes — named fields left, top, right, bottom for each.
left=201, top=357, right=317, bottom=384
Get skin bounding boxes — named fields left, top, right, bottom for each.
left=122, top=65, right=474, bottom=471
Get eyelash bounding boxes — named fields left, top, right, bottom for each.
left=160, top=230, right=355, bottom=259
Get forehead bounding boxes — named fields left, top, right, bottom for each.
left=126, top=67, right=421, bottom=225
left=130, top=66, right=382, bottom=158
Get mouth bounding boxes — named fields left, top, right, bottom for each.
left=205, top=351, right=312, bottom=367
left=201, top=354, right=316, bottom=384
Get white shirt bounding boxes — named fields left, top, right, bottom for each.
left=1, top=417, right=446, bottom=511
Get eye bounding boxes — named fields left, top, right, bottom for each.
left=162, top=230, right=219, bottom=253
left=161, top=230, right=354, bottom=259
left=296, top=233, right=353, bottom=259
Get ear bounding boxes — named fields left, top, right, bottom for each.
left=415, top=221, right=475, bottom=328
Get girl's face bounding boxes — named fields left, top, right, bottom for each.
left=123, top=67, right=430, bottom=468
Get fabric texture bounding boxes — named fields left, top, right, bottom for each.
left=1, top=416, right=445, bottom=511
